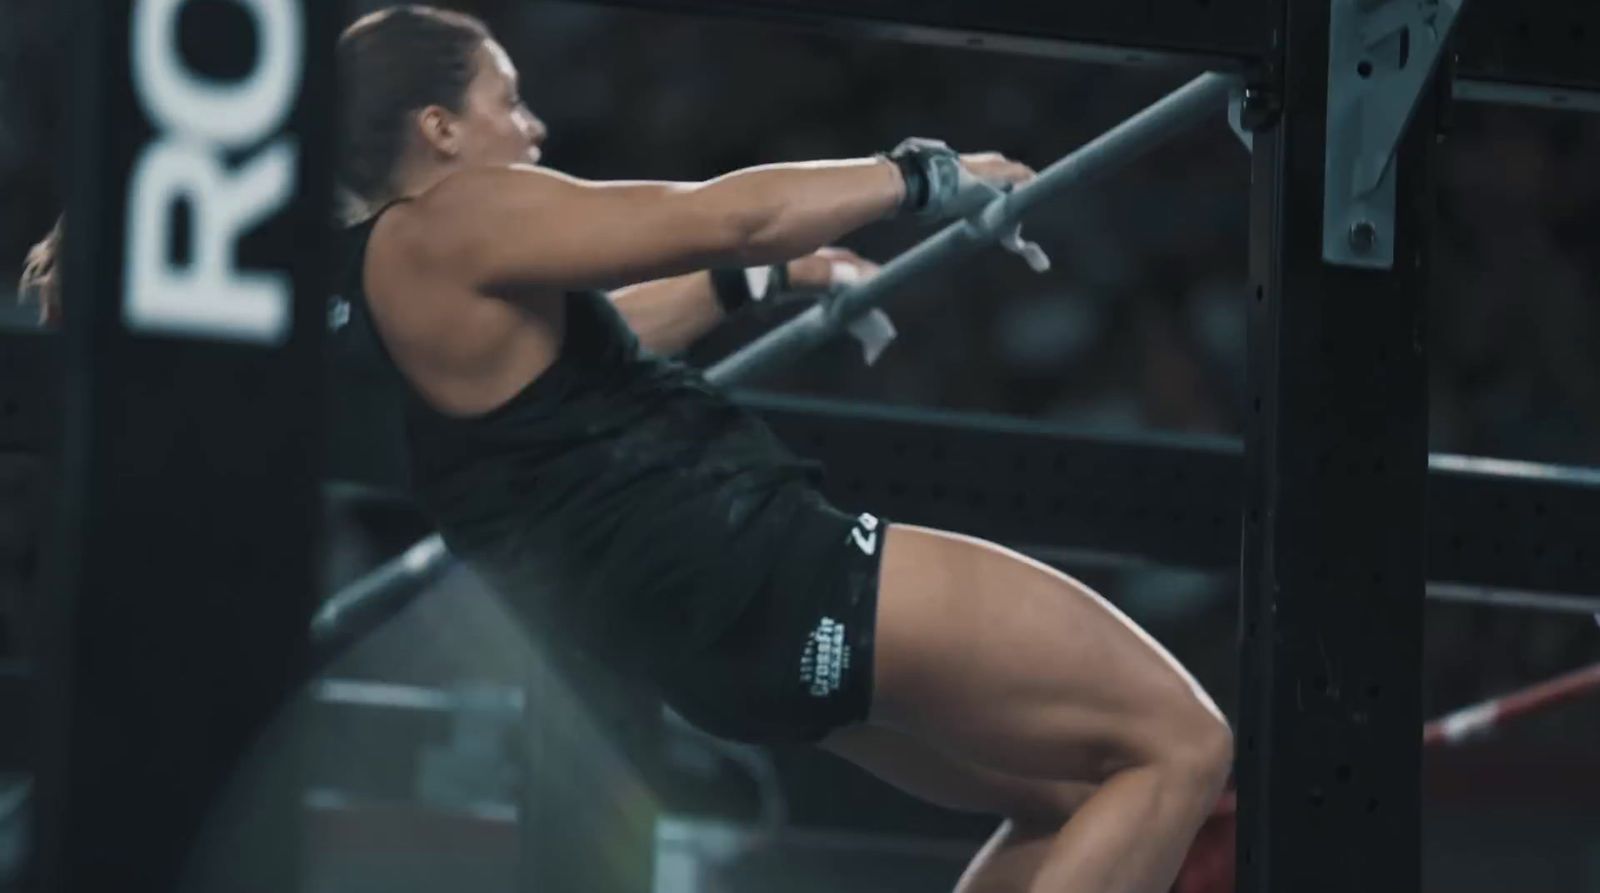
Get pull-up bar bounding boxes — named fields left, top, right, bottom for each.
left=708, top=72, right=1240, bottom=384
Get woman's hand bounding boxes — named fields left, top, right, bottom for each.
left=785, top=246, right=881, bottom=293
left=957, top=151, right=1037, bottom=191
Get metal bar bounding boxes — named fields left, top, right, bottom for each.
left=557, top=0, right=1600, bottom=94
left=308, top=534, right=450, bottom=672
left=21, top=338, right=1600, bottom=605
left=1424, top=660, right=1600, bottom=747
left=1453, top=78, right=1600, bottom=114
left=553, top=0, right=1271, bottom=70
left=1451, top=0, right=1600, bottom=97
left=707, top=73, right=1238, bottom=385
left=1236, top=1, right=1434, bottom=889
left=305, top=486, right=1600, bottom=684
left=1023, top=546, right=1600, bottom=617
left=313, top=381, right=1600, bottom=608
left=1425, top=583, right=1600, bottom=616
left=1201, top=663, right=1600, bottom=813
left=742, top=392, right=1600, bottom=603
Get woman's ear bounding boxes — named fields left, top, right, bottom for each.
left=415, top=105, right=460, bottom=160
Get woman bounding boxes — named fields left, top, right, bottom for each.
left=336, top=10, right=1236, bottom=891
left=29, top=5, right=1233, bottom=890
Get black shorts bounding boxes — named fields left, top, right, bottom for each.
left=653, top=488, right=886, bottom=744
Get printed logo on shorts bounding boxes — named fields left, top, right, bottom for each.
left=848, top=512, right=880, bottom=556
left=799, top=616, right=850, bottom=698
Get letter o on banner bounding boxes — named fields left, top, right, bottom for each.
left=124, top=0, right=305, bottom=345
left=131, top=0, right=303, bottom=147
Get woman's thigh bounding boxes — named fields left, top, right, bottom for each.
left=866, top=523, right=1228, bottom=782
left=821, top=723, right=1099, bottom=825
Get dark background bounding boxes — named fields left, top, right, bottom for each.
left=2, top=1, right=1598, bottom=891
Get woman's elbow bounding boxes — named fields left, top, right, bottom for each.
left=682, top=182, right=779, bottom=267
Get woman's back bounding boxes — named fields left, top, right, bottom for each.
left=358, top=198, right=567, bottom=419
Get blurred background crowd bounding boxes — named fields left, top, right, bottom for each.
left=2, top=1, right=1597, bottom=890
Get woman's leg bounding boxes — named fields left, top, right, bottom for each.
left=822, top=724, right=1100, bottom=891
left=845, top=523, right=1232, bottom=893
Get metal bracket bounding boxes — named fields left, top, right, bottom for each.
left=1324, top=0, right=1464, bottom=269
left=1228, top=82, right=1280, bottom=153
left=1228, top=85, right=1254, bottom=152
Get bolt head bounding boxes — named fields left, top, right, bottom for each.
left=1349, top=220, right=1378, bottom=252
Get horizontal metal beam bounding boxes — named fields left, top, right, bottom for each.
left=1453, top=78, right=1600, bottom=114
left=315, top=382, right=1600, bottom=607
left=556, top=0, right=1600, bottom=97
left=3, top=342, right=1600, bottom=608
left=552, top=0, right=1270, bottom=70
left=737, top=391, right=1600, bottom=605
left=1451, top=0, right=1600, bottom=96
left=6, top=339, right=1598, bottom=604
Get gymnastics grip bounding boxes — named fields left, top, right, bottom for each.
left=884, top=137, right=1052, bottom=274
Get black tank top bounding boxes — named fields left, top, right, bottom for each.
left=329, top=202, right=823, bottom=660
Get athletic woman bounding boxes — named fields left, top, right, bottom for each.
left=24, top=6, right=1232, bottom=890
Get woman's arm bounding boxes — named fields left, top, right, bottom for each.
left=610, top=247, right=886, bottom=356
left=608, top=271, right=723, bottom=356
left=403, top=158, right=906, bottom=295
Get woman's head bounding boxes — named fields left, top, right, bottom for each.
left=337, top=5, right=547, bottom=210
left=18, top=216, right=62, bottom=327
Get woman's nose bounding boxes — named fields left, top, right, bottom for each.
left=524, top=112, right=548, bottom=145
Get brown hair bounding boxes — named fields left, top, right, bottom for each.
left=18, top=216, right=63, bottom=326
left=337, top=5, right=490, bottom=210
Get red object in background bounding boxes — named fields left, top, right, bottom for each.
left=1170, top=660, right=1600, bottom=893
left=1173, top=789, right=1236, bottom=893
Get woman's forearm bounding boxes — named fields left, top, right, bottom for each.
left=587, top=158, right=904, bottom=267
left=594, top=156, right=910, bottom=354
left=608, top=271, right=724, bottom=356
left=699, top=158, right=905, bottom=264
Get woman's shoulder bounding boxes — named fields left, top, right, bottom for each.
left=411, top=164, right=565, bottom=218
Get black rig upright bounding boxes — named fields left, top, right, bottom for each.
left=37, top=1, right=335, bottom=891
left=1238, top=2, right=1440, bottom=891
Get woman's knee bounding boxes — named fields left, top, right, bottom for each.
left=1144, top=704, right=1234, bottom=793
